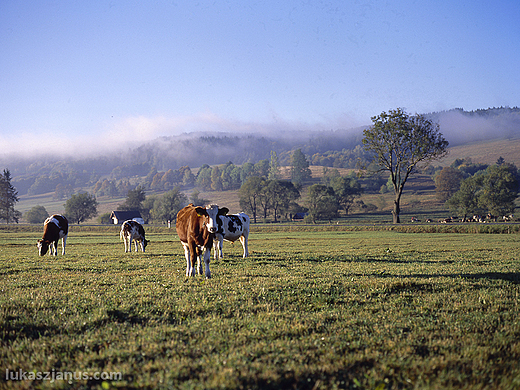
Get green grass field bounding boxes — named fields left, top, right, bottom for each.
left=1, top=225, right=519, bottom=389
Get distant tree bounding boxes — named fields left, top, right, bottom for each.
left=189, top=189, right=208, bottom=207
left=240, top=162, right=255, bottom=183
left=268, top=151, right=281, bottom=180
left=447, top=163, right=519, bottom=219
left=290, top=149, right=312, bottom=186
left=479, top=163, right=519, bottom=216
left=118, top=185, right=146, bottom=211
left=220, top=162, right=234, bottom=190
left=116, top=180, right=132, bottom=196
left=150, top=172, right=164, bottom=190
left=434, top=167, right=464, bottom=202
left=64, top=192, right=98, bottom=224
left=254, top=159, right=270, bottom=178
left=98, top=212, right=112, bottom=225
left=160, top=169, right=178, bottom=190
left=330, top=176, right=362, bottom=215
left=263, top=180, right=300, bottom=222
left=211, top=166, right=223, bottom=191
left=362, top=108, right=449, bottom=223
left=179, top=166, right=195, bottom=187
left=239, top=176, right=265, bottom=223
left=54, top=183, right=74, bottom=200
left=306, top=184, right=339, bottom=223
left=447, top=174, right=483, bottom=220
left=321, top=167, right=341, bottom=187
left=196, top=165, right=212, bottom=190
left=141, top=195, right=158, bottom=224
left=451, top=158, right=488, bottom=177
left=144, top=166, right=158, bottom=188
left=0, top=169, right=20, bottom=223
left=25, top=205, right=49, bottom=224
left=152, top=188, right=187, bottom=223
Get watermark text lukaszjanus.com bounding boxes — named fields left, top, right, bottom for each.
left=6, top=368, right=122, bottom=383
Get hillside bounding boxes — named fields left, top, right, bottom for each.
left=442, top=137, right=520, bottom=167
left=8, top=107, right=520, bottom=223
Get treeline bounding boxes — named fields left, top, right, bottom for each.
left=8, top=107, right=520, bottom=197
left=435, top=157, right=519, bottom=220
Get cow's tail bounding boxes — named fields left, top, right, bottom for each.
left=120, top=228, right=124, bottom=242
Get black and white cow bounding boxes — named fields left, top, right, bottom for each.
left=37, top=214, right=68, bottom=256
left=214, top=212, right=250, bottom=261
left=120, top=220, right=149, bottom=253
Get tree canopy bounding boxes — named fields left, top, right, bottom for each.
left=64, top=192, right=98, bottom=224
left=446, top=162, right=519, bottom=219
left=290, top=149, right=312, bottom=186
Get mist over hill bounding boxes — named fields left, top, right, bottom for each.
left=426, top=107, right=520, bottom=146
left=3, top=107, right=519, bottom=195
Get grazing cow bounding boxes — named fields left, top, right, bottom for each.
left=176, top=204, right=228, bottom=278
left=37, top=214, right=68, bottom=256
left=214, top=212, right=250, bottom=261
left=120, top=220, right=149, bottom=253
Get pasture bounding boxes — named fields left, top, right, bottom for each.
left=1, top=224, right=519, bottom=389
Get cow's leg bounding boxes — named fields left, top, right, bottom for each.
left=213, top=239, right=219, bottom=261
left=51, top=240, right=58, bottom=256
left=213, top=236, right=223, bottom=261
left=182, top=242, right=193, bottom=277
left=61, top=236, right=67, bottom=255
left=123, top=236, right=129, bottom=252
left=219, top=237, right=224, bottom=259
left=240, top=231, right=249, bottom=258
left=140, top=240, right=145, bottom=253
left=196, top=247, right=204, bottom=275
left=203, top=247, right=211, bottom=279
left=134, top=239, right=140, bottom=252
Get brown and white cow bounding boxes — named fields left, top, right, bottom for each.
left=214, top=212, right=250, bottom=261
left=176, top=204, right=228, bottom=278
left=37, top=214, right=68, bottom=256
left=120, top=220, right=149, bottom=253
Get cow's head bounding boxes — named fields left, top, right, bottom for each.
left=196, top=205, right=229, bottom=233
left=143, top=239, right=149, bottom=249
left=37, top=239, right=50, bottom=256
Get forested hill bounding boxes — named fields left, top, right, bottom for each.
left=3, top=106, right=520, bottom=195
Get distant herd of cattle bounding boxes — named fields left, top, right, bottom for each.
left=37, top=204, right=250, bottom=279
left=411, top=213, right=515, bottom=224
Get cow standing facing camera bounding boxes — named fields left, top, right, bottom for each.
left=120, top=220, right=149, bottom=253
left=175, top=204, right=228, bottom=278
left=37, top=214, right=68, bottom=256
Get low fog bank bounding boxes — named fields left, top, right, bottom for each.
left=2, top=107, right=519, bottom=180
left=428, top=107, right=520, bottom=146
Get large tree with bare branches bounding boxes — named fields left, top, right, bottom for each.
left=362, top=108, right=449, bottom=223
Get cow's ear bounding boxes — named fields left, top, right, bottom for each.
left=219, top=207, right=229, bottom=216
left=195, top=207, right=207, bottom=217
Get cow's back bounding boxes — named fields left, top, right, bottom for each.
left=44, top=214, right=68, bottom=238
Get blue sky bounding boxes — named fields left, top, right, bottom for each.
left=1, top=0, right=519, bottom=156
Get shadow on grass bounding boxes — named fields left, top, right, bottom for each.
left=1, top=321, right=58, bottom=341
left=357, top=271, right=520, bottom=284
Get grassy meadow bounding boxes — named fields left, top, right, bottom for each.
left=1, top=224, right=519, bottom=389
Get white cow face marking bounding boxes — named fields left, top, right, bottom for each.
left=37, top=240, right=49, bottom=256
left=204, top=205, right=219, bottom=233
